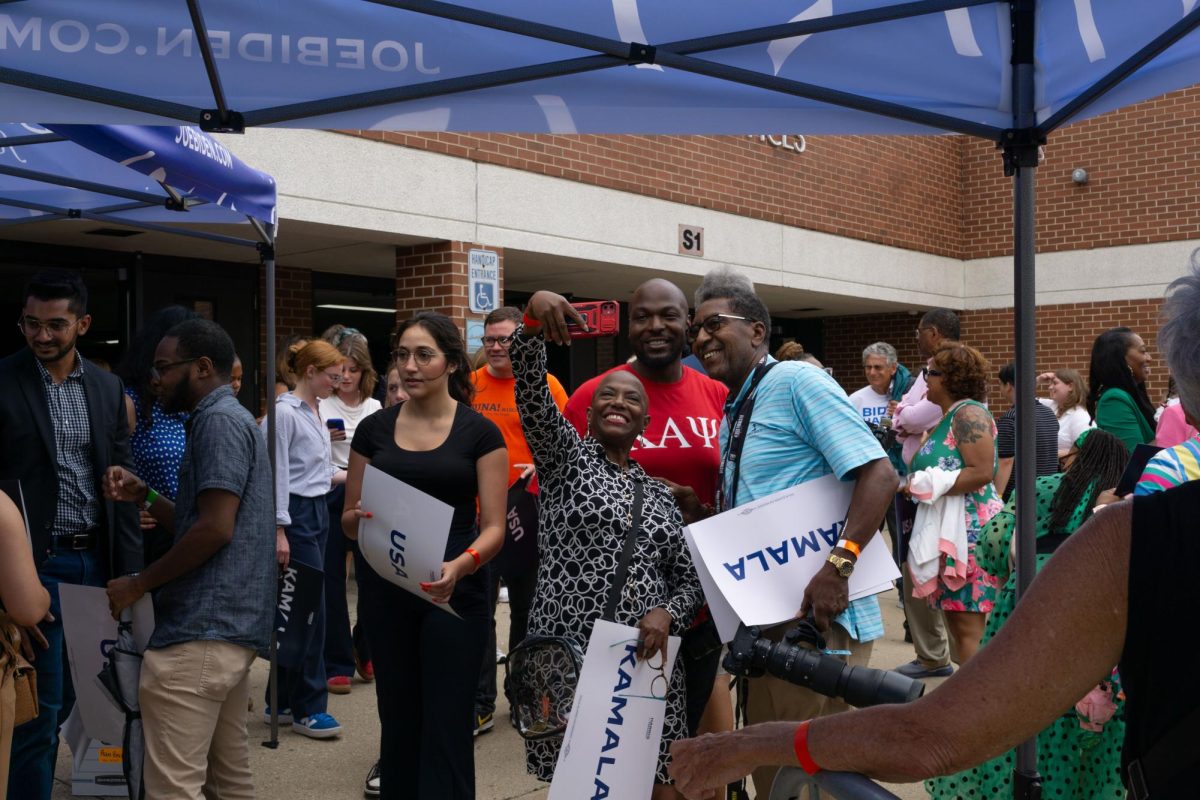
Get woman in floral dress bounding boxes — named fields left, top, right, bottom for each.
left=908, top=343, right=1003, bottom=664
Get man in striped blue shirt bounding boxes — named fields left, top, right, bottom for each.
left=690, top=267, right=897, bottom=798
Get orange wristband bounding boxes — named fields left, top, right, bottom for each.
left=465, top=547, right=482, bottom=570
left=794, top=720, right=821, bottom=775
left=836, top=538, right=861, bottom=558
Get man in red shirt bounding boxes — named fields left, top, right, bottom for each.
left=564, top=278, right=729, bottom=735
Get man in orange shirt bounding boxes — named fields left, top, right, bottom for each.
left=470, top=306, right=568, bottom=734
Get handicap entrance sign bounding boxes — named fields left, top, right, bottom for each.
left=468, top=249, right=500, bottom=314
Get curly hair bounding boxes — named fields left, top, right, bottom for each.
left=392, top=312, right=475, bottom=405
left=694, top=265, right=771, bottom=331
left=930, top=342, right=989, bottom=403
left=774, top=341, right=806, bottom=361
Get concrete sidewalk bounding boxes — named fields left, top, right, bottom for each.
left=54, top=585, right=936, bottom=799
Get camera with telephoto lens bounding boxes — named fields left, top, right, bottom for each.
left=724, top=620, right=924, bottom=708
left=869, top=416, right=899, bottom=453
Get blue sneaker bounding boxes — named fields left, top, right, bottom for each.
left=262, top=707, right=292, bottom=725
left=293, top=712, right=343, bottom=739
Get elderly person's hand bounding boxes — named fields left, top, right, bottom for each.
left=670, top=723, right=799, bottom=799
left=636, top=607, right=672, bottom=662
left=799, top=567, right=850, bottom=632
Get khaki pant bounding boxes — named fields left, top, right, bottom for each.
left=744, top=623, right=874, bottom=798
left=140, top=640, right=257, bottom=800
left=903, top=562, right=951, bottom=669
left=1, top=666, right=13, bottom=800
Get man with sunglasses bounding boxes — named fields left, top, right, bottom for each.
left=0, top=269, right=140, bottom=800
left=564, top=278, right=730, bottom=738
left=469, top=306, right=569, bottom=735
left=689, top=266, right=896, bottom=798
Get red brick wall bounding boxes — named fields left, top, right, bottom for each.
left=963, top=86, right=1200, bottom=259
left=395, top=241, right=503, bottom=332
left=823, top=299, right=1169, bottom=416
left=348, top=87, right=1200, bottom=262
left=257, top=264, right=313, bottom=412
left=347, top=131, right=965, bottom=258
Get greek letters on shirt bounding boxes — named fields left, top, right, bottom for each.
left=632, top=415, right=720, bottom=451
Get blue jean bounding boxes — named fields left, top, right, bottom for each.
left=8, top=549, right=104, bottom=800
left=322, top=484, right=354, bottom=680
left=266, top=495, right=329, bottom=719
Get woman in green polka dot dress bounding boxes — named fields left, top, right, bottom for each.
left=925, top=429, right=1130, bottom=800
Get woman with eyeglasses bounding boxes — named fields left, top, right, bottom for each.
left=262, top=339, right=346, bottom=739
left=513, top=291, right=704, bottom=800
left=341, top=312, right=507, bottom=799
left=904, top=342, right=1003, bottom=666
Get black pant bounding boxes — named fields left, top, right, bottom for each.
left=361, top=555, right=489, bottom=799
left=323, top=484, right=356, bottom=679
left=681, top=616, right=723, bottom=736
left=476, top=560, right=540, bottom=713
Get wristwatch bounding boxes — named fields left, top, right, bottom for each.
left=826, top=553, right=855, bottom=578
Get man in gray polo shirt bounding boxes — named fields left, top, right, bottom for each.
left=104, top=318, right=274, bottom=799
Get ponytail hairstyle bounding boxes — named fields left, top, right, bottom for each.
left=288, top=340, right=344, bottom=384
left=1086, top=327, right=1155, bottom=427
left=336, top=334, right=378, bottom=401
left=392, top=312, right=475, bottom=405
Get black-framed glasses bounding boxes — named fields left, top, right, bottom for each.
left=17, top=316, right=79, bottom=337
left=480, top=334, right=515, bottom=348
left=686, top=313, right=752, bottom=341
left=150, top=359, right=197, bottom=380
left=926, top=368, right=944, bottom=377
left=393, top=347, right=443, bottom=367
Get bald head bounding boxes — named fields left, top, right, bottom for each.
left=632, top=279, right=688, bottom=312
left=587, top=369, right=649, bottom=451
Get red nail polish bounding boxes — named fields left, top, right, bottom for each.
left=365, top=512, right=373, bottom=519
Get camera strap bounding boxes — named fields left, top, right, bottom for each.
left=717, top=358, right=777, bottom=512
left=601, top=480, right=645, bottom=623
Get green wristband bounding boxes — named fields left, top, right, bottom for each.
left=143, top=487, right=159, bottom=508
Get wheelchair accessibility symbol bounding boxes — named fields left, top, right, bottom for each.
left=468, top=249, right=500, bottom=314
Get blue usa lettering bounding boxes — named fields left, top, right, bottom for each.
left=723, top=522, right=844, bottom=581
left=389, top=529, right=408, bottom=579
left=592, top=643, right=639, bottom=799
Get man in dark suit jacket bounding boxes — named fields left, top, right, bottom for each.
left=0, top=269, right=141, bottom=800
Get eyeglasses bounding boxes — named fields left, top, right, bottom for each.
left=915, top=326, right=934, bottom=338
left=480, top=334, right=515, bottom=348
left=925, top=368, right=944, bottom=377
left=393, top=347, right=443, bottom=367
left=686, top=313, right=752, bottom=341
left=150, top=359, right=197, bottom=380
left=323, top=370, right=345, bottom=384
left=18, top=316, right=79, bottom=336
left=609, top=639, right=668, bottom=700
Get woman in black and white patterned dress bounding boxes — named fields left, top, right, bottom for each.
left=514, top=292, right=704, bottom=794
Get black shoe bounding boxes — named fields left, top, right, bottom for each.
left=474, top=708, right=495, bottom=736
left=363, top=761, right=380, bottom=798
left=894, top=659, right=953, bottom=679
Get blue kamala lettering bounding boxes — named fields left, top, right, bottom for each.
left=723, top=522, right=844, bottom=581
left=593, top=643, right=638, bottom=798
left=389, top=530, right=408, bottom=579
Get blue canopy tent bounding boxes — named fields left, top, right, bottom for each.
left=0, top=120, right=289, bottom=756
left=4, top=1, right=1199, bottom=796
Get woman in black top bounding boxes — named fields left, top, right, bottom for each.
left=342, top=312, right=507, bottom=800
